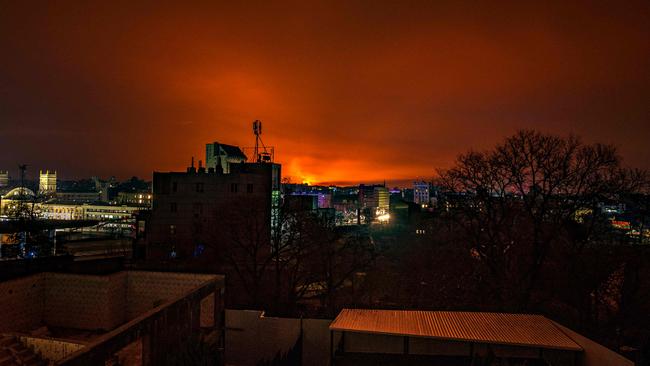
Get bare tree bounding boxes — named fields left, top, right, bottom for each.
left=438, top=130, right=648, bottom=310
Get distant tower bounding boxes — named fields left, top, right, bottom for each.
left=0, top=170, right=8, bottom=188
left=39, top=170, right=57, bottom=194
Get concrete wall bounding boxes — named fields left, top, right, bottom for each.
left=0, top=271, right=221, bottom=335
left=125, top=271, right=217, bottom=323
left=302, top=319, right=333, bottom=366
left=0, top=274, right=44, bottom=332
left=57, top=275, right=220, bottom=366
left=44, top=272, right=127, bottom=331
left=225, top=309, right=333, bottom=366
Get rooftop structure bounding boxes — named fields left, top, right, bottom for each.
left=0, top=270, right=224, bottom=365
left=329, top=309, right=632, bottom=366
left=206, top=142, right=247, bottom=174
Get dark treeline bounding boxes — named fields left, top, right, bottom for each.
left=362, top=130, right=650, bottom=362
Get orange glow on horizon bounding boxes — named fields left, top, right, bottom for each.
left=0, top=2, right=648, bottom=182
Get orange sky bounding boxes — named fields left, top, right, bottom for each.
left=1, top=1, right=649, bottom=186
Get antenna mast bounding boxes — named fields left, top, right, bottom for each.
left=251, top=120, right=272, bottom=163
left=253, top=120, right=262, bottom=162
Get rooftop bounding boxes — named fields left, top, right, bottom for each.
left=330, top=309, right=582, bottom=351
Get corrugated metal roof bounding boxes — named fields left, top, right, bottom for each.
left=329, top=309, right=582, bottom=351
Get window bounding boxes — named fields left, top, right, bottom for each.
left=193, top=202, right=203, bottom=214
left=247, top=183, right=253, bottom=193
left=196, top=183, right=204, bottom=193
left=172, top=182, right=177, bottom=192
left=230, top=183, right=238, bottom=193
left=170, top=202, right=177, bottom=213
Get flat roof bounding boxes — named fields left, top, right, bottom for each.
left=329, top=309, right=583, bottom=352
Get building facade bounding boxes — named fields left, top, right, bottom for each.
left=39, top=170, right=57, bottom=194
left=144, top=161, right=281, bottom=260
left=55, top=191, right=101, bottom=203
left=117, top=191, right=153, bottom=207
left=0, top=171, right=8, bottom=188
left=413, top=180, right=430, bottom=206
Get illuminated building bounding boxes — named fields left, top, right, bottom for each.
left=359, top=185, right=389, bottom=212
left=413, top=180, right=430, bottom=206
left=39, top=170, right=57, bottom=194
left=358, top=184, right=389, bottom=223
left=144, top=158, right=281, bottom=260
left=0, top=186, right=143, bottom=234
left=0, top=187, right=36, bottom=217
left=206, top=142, right=247, bottom=174
left=0, top=171, right=8, bottom=188
left=117, top=191, right=153, bottom=207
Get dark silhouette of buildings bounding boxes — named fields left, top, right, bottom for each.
left=143, top=156, right=281, bottom=262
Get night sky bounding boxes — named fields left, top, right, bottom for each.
left=1, top=1, right=648, bottom=185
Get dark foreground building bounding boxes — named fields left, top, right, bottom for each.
left=143, top=160, right=281, bottom=262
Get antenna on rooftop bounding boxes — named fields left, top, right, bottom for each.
left=252, top=120, right=272, bottom=163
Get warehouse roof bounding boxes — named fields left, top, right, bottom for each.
left=329, top=309, right=582, bottom=351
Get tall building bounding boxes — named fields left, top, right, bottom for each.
left=39, top=170, right=57, bottom=194
left=206, top=142, right=248, bottom=174
left=144, top=159, right=281, bottom=261
left=0, top=171, right=8, bottom=188
left=413, top=180, right=430, bottom=206
left=359, top=185, right=389, bottom=212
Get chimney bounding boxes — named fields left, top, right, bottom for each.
left=187, top=157, right=197, bottom=173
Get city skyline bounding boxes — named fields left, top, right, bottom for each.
left=1, top=1, right=649, bottom=185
